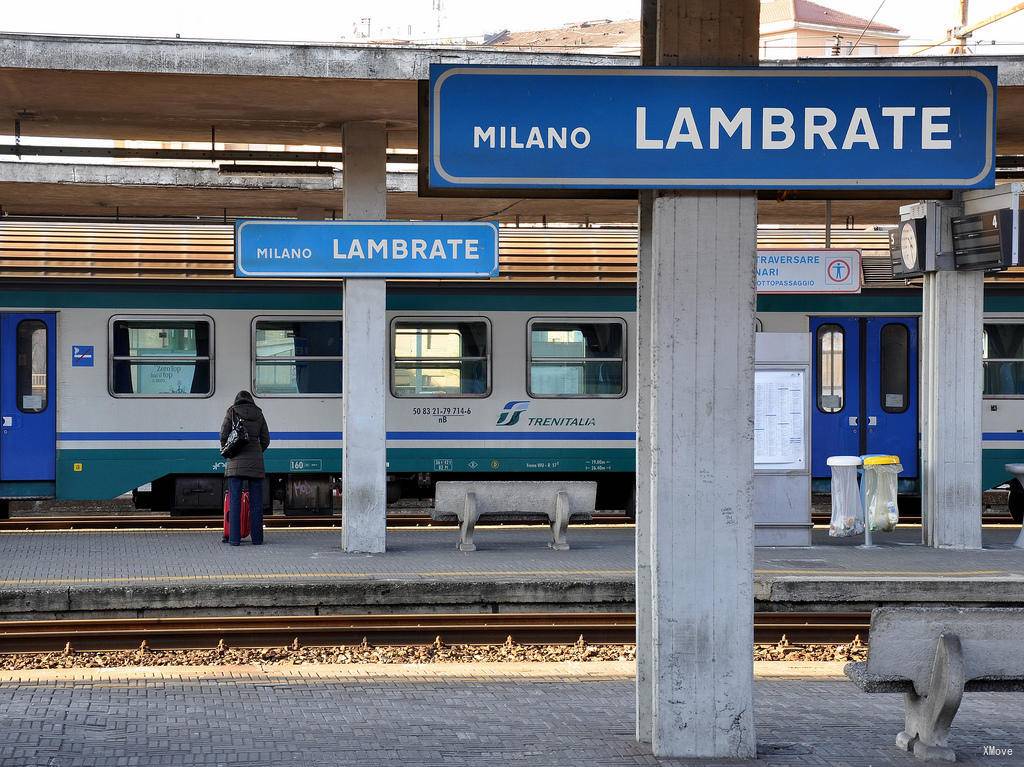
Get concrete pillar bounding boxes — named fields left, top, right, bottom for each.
left=634, top=190, right=653, bottom=746
left=634, top=0, right=657, bottom=745
left=341, top=122, right=387, bottom=554
left=921, top=269, right=984, bottom=549
left=641, top=0, right=759, bottom=759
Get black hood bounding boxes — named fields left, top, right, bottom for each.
left=234, top=390, right=255, bottom=406
left=232, top=390, right=262, bottom=418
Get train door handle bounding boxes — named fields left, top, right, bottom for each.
left=848, top=416, right=858, bottom=426
left=867, top=415, right=878, bottom=426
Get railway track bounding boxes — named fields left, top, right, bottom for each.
left=0, top=612, right=869, bottom=654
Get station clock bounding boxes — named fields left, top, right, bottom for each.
left=891, top=217, right=927, bottom=278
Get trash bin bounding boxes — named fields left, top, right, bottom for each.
left=862, top=455, right=901, bottom=533
left=826, top=456, right=863, bottom=537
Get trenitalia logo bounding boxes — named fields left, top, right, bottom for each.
left=496, top=400, right=530, bottom=426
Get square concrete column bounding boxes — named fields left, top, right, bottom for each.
left=647, top=192, right=757, bottom=758
left=640, top=1, right=758, bottom=758
left=634, top=190, right=654, bottom=746
left=341, top=121, right=387, bottom=554
left=921, top=269, right=984, bottom=549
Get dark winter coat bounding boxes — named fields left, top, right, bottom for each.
left=220, top=391, right=271, bottom=478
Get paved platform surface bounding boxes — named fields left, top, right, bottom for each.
left=0, top=662, right=1020, bottom=766
left=0, top=526, right=1021, bottom=618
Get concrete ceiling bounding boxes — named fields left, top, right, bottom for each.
left=0, top=34, right=631, bottom=147
left=0, top=162, right=918, bottom=224
left=0, top=34, right=1021, bottom=225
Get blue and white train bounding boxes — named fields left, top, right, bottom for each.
left=0, top=223, right=1020, bottom=520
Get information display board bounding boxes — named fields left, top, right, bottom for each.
left=754, top=369, right=807, bottom=471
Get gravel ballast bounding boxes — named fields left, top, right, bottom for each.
left=0, top=635, right=867, bottom=671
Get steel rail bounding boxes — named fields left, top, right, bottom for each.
left=0, top=612, right=869, bottom=654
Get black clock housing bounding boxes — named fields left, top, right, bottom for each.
left=890, top=217, right=927, bottom=278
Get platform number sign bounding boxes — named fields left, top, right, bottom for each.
left=71, top=345, right=94, bottom=367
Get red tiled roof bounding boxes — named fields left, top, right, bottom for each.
left=763, top=0, right=901, bottom=34
left=488, top=1, right=901, bottom=51
left=487, top=19, right=639, bottom=50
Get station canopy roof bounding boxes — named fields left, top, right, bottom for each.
left=2, top=33, right=1024, bottom=224
left=0, top=219, right=957, bottom=287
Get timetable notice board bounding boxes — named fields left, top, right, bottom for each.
left=754, top=369, right=806, bottom=471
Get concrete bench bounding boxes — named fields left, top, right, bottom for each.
left=845, top=606, right=1024, bottom=762
left=432, top=481, right=596, bottom=552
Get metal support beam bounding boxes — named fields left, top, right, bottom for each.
left=340, top=121, right=388, bottom=554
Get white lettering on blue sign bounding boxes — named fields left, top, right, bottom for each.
left=631, top=106, right=951, bottom=152
left=235, top=221, right=499, bottom=279
left=429, top=66, right=995, bottom=190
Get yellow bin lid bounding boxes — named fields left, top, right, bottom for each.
left=863, top=455, right=900, bottom=466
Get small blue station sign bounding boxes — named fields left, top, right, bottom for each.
left=427, top=65, right=997, bottom=190
left=235, top=220, right=500, bottom=279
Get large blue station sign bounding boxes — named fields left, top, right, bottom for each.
left=428, top=65, right=997, bottom=190
left=235, top=220, right=499, bottom=278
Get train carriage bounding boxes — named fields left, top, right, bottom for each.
left=0, top=221, right=1021, bottom=521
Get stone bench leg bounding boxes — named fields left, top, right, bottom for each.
left=457, top=492, right=479, bottom=552
left=897, top=633, right=965, bottom=762
left=548, top=491, right=571, bottom=551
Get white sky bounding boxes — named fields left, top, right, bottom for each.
left=1, top=0, right=1023, bottom=52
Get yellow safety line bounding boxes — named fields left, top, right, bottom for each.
left=0, top=523, right=631, bottom=536
left=0, top=567, right=1018, bottom=588
left=754, top=569, right=1012, bottom=576
left=0, top=568, right=636, bottom=587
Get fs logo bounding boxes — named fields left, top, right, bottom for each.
left=496, top=400, right=529, bottom=426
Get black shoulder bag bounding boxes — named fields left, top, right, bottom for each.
left=220, top=409, right=250, bottom=459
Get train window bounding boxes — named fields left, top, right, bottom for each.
left=253, top=320, right=343, bottom=396
left=16, top=320, right=47, bottom=413
left=983, top=323, right=1024, bottom=397
left=879, top=324, right=910, bottom=414
left=391, top=320, right=489, bottom=397
left=528, top=319, right=625, bottom=398
left=109, top=318, right=213, bottom=397
left=816, top=324, right=844, bottom=413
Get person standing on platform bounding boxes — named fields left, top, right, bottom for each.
left=219, top=390, right=271, bottom=546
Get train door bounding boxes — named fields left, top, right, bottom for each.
left=811, top=318, right=861, bottom=477
left=811, top=316, right=919, bottom=481
left=864, top=318, right=919, bottom=477
left=0, top=313, right=56, bottom=481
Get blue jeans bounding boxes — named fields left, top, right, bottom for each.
left=227, top=476, right=264, bottom=545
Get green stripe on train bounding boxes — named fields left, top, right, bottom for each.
left=13, top=285, right=1024, bottom=314
left=0, top=286, right=632, bottom=312
left=56, top=447, right=635, bottom=499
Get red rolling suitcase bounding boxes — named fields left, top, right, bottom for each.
left=223, top=490, right=251, bottom=540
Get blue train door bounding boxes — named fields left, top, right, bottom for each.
left=0, top=313, right=57, bottom=481
left=810, top=318, right=861, bottom=478
left=811, top=316, right=919, bottom=482
left=864, top=318, right=919, bottom=478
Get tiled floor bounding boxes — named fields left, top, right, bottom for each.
left=0, top=663, right=1019, bottom=766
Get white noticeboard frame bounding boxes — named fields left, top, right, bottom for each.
left=753, top=333, right=812, bottom=547
left=754, top=368, right=808, bottom=472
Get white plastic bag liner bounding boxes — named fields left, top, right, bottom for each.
left=827, top=456, right=863, bottom=537
left=865, top=463, right=902, bottom=532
